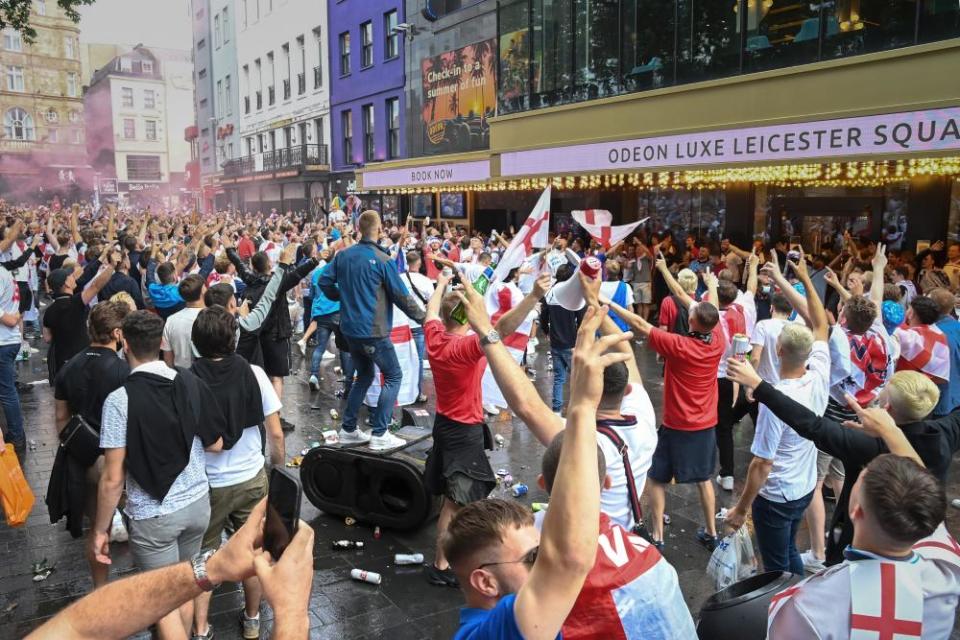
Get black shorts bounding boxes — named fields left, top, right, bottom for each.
left=424, top=414, right=496, bottom=505
left=259, top=336, right=290, bottom=377
left=648, top=425, right=717, bottom=484
left=17, top=282, right=30, bottom=314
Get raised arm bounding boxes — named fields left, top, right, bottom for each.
left=582, top=269, right=641, bottom=384
left=745, top=252, right=759, bottom=296
left=655, top=253, right=694, bottom=309
left=787, top=249, right=828, bottom=341
left=0, top=220, right=22, bottom=254
left=70, top=204, right=82, bottom=245
left=493, top=275, right=550, bottom=338
left=841, top=395, right=922, bottom=466
left=238, top=266, right=284, bottom=332
left=80, top=249, right=118, bottom=306
left=763, top=249, right=810, bottom=322
left=45, top=215, right=59, bottom=252
left=824, top=267, right=851, bottom=303
left=869, top=242, right=887, bottom=310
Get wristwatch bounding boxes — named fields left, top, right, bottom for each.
left=191, top=549, right=220, bottom=592
left=479, top=329, right=501, bottom=347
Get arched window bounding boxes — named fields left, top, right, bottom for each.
left=4, top=108, right=35, bottom=141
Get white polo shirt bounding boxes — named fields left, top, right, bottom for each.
left=751, top=341, right=830, bottom=503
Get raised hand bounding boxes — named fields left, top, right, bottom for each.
left=725, top=357, right=763, bottom=390
left=568, top=305, right=633, bottom=410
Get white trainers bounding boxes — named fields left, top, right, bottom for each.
left=482, top=403, right=500, bottom=416
left=338, top=428, right=371, bottom=444
left=716, top=475, right=734, bottom=491
left=308, top=374, right=319, bottom=390
left=369, top=432, right=406, bottom=451
left=800, top=550, right=826, bottom=574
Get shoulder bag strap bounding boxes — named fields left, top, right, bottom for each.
left=405, top=272, right=429, bottom=306
left=596, top=424, right=644, bottom=524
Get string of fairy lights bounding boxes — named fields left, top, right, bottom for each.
left=373, top=157, right=960, bottom=194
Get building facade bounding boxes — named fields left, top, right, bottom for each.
left=85, top=46, right=196, bottom=208
left=225, top=0, right=331, bottom=214
left=328, top=0, right=406, bottom=219
left=357, top=0, right=960, bottom=248
left=190, top=0, right=217, bottom=197
left=0, top=0, right=86, bottom=202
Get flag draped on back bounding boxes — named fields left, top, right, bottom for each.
left=364, top=311, right=419, bottom=408
left=895, top=324, right=950, bottom=383
left=494, top=186, right=551, bottom=282
left=572, top=210, right=649, bottom=249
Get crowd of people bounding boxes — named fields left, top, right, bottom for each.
left=0, top=198, right=957, bottom=639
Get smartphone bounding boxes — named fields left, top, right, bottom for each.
left=264, top=468, right=302, bottom=560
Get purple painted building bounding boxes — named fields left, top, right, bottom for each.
left=328, top=0, right=405, bottom=195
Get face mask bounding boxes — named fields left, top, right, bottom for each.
left=762, top=285, right=772, bottom=295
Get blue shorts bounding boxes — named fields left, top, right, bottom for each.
left=648, top=425, right=717, bottom=484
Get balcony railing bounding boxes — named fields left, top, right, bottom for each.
left=255, top=91, right=262, bottom=110
left=283, top=79, right=291, bottom=100
left=313, top=65, right=322, bottom=89
left=244, top=96, right=250, bottom=114
left=223, top=144, right=329, bottom=177
left=297, top=72, right=306, bottom=95
left=268, top=86, right=275, bottom=105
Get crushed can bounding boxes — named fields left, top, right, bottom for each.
left=350, top=569, right=382, bottom=585
left=494, top=434, right=505, bottom=448
left=394, top=553, right=424, bottom=565
left=511, top=483, right=528, bottom=497
left=322, top=430, right=340, bottom=444
left=330, top=409, right=340, bottom=420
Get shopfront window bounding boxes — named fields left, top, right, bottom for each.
left=622, top=0, right=675, bottom=92
left=637, top=188, right=726, bottom=250
left=743, top=0, right=820, bottom=73
left=822, top=0, right=917, bottom=59
left=529, top=0, right=575, bottom=109
left=948, top=180, right=960, bottom=244
left=413, top=194, right=434, bottom=218
left=677, top=0, right=740, bottom=84
left=919, top=0, right=960, bottom=43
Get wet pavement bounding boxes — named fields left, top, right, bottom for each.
left=2, top=329, right=959, bottom=639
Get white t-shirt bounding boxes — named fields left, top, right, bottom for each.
left=204, top=365, right=282, bottom=488
left=600, top=280, right=634, bottom=309
left=735, top=289, right=757, bottom=337
left=161, top=306, right=202, bottom=369
left=0, top=268, right=20, bottom=346
left=751, top=341, right=830, bottom=503
left=750, top=317, right=790, bottom=384
left=597, top=383, right=658, bottom=530
left=545, top=250, right=568, bottom=276
left=398, top=270, right=434, bottom=328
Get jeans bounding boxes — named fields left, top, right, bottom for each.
left=411, top=326, right=425, bottom=395
left=550, top=347, right=572, bottom=412
left=0, top=343, right=24, bottom=444
left=343, top=336, right=401, bottom=436
left=751, top=490, right=814, bottom=574
left=310, top=313, right=349, bottom=376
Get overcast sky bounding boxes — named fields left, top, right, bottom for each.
left=78, top=0, right=193, bottom=50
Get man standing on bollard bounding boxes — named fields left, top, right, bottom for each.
left=318, top=211, right=426, bottom=451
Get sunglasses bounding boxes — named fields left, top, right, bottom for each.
left=477, top=546, right=539, bottom=571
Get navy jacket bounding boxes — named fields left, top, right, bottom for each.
left=318, top=239, right=425, bottom=338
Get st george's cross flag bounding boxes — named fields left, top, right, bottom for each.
left=572, top=210, right=649, bottom=249
left=494, top=186, right=551, bottom=282
left=481, top=282, right=537, bottom=409
left=895, top=324, right=950, bottom=384
left=364, top=310, right=420, bottom=408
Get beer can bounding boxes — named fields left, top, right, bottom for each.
left=512, top=483, right=528, bottom=497
left=732, top=334, right=751, bottom=361
left=330, top=409, right=340, bottom=420
left=394, top=553, right=424, bottom=565
left=373, top=526, right=381, bottom=540
left=494, top=434, right=505, bottom=448
left=351, top=569, right=382, bottom=585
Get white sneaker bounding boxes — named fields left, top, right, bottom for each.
left=321, top=350, right=335, bottom=360
left=369, top=432, right=406, bottom=451
left=338, top=428, right=371, bottom=444
left=483, top=403, right=500, bottom=416
left=552, top=410, right=563, bottom=418
left=297, top=339, right=307, bottom=356
left=800, top=550, right=826, bottom=574
left=308, top=375, right=319, bottom=390
left=716, top=475, right=734, bottom=491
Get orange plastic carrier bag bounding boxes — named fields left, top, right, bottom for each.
left=0, top=443, right=34, bottom=527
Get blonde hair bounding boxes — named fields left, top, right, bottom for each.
left=677, top=269, right=698, bottom=294
left=777, top=323, right=814, bottom=369
left=109, top=291, right=137, bottom=312
left=886, top=371, right=939, bottom=422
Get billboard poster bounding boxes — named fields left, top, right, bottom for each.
left=498, top=28, right=530, bottom=113
left=420, top=39, right=496, bottom=155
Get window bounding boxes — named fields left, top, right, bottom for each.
left=6, top=66, right=24, bottom=92
left=143, top=89, right=156, bottom=109
left=121, top=87, right=134, bottom=107
left=216, top=80, right=223, bottom=116
left=64, top=36, right=74, bottom=58
left=66, top=72, right=78, bottom=97
left=214, top=15, right=221, bottom=48
left=4, top=108, right=34, bottom=140
left=361, top=21, right=373, bottom=68
left=198, top=38, right=205, bottom=50
left=386, top=97, right=399, bottom=159
left=224, top=75, right=232, bottom=115
left=267, top=51, right=275, bottom=104
left=339, top=32, right=350, bottom=75
left=314, top=117, right=324, bottom=145
left=223, top=7, right=230, bottom=42
left=122, top=118, right=135, bottom=139
left=47, top=128, right=57, bottom=143
left=362, top=104, right=374, bottom=162
left=313, top=27, right=323, bottom=88
left=127, top=155, right=162, bottom=181
left=145, top=120, right=157, bottom=141
left=384, top=10, right=399, bottom=59
left=68, top=110, right=80, bottom=123
left=3, top=29, right=21, bottom=51
left=341, top=110, right=353, bottom=163
left=143, top=60, right=153, bottom=73
left=44, top=108, right=58, bottom=123
left=297, top=35, right=305, bottom=93
left=36, top=0, right=45, bottom=16
left=73, top=129, right=82, bottom=144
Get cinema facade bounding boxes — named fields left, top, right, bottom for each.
left=356, top=1, right=960, bottom=254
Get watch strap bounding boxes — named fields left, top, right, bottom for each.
left=191, top=550, right=218, bottom=592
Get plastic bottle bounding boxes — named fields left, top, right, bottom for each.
left=394, top=553, right=424, bottom=565
left=451, top=266, right=495, bottom=325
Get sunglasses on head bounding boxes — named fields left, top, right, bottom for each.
left=477, top=546, right=539, bottom=571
